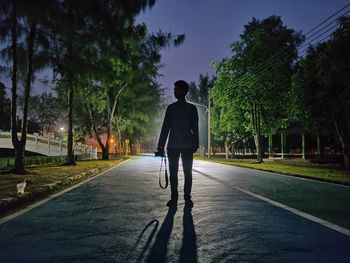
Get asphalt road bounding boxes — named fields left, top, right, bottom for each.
left=0, top=156, right=350, bottom=263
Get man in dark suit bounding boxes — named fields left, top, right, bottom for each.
left=157, top=80, right=199, bottom=208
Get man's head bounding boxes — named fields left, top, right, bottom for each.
left=174, top=80, right=189, bottom=100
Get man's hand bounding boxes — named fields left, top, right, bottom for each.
left=157, top=147, right=164, bottom=153
left=192, top=146, right=198, bottom=153
left=155, top=147, right=165, bottom=157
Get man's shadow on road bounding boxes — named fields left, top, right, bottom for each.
left=145, top=207, right=197, bottom=263
left=180, top=207, right=197, bottom=263
left=146, top=207, right=176, bottom=263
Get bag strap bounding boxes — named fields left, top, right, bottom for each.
left=159, top=156, right=169, bottom=189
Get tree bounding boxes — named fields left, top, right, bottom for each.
left=77, top=28, right=184, bottom=159
left=0, top=82, right=11, bottom=131
left=50, top=0, right=96, bottom=165
left=51, top=0, right=160, bottom=163
left=27, top=93, right=63, bottom=135
left=113, top=32, right=184, bottom=157
left=0, top=0, right=22, bottom=171
left=295, top=17, right=350, bottom=168
left=188, top=74, right=214, bottom=106
left=0, top=0, right=52, bottom=173
left=212, top=16, right=303, bottom=162
left=210, top=81, right=251, bottom=159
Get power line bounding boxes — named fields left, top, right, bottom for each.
left=299, top=10, right=350, bottom=49
left=234, top=18, right=345, bottom=86
left=227, top=3, right=350, bottom=85
left=256, top=21, right=341, bottom=79
left=247, top=26, right=346, bottom=98
left=303, top=2, right=350, bottom=35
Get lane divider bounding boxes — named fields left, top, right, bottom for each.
left=193, top=168, right=350, bottom=238
left=0, top=159, right=131, bottom=225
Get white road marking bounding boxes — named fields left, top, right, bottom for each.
left=235, top=186, right=350, bottom=238
left=193, top=168, right=350, bottom=238
left=195, top=160, right=350, bottom=188
left=0, top=159, right=131, bottom=225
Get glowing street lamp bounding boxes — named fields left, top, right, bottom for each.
left=114, top=83, right=128, bottom=157
left=59, top=127, right=65, bottom=140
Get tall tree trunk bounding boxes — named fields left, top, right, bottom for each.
left=251, top=103, right=263, bottom=163
left=253, top=135, right=263, bottom=162
left=103, top=87, right=122, bottom=160
left=103, top=92, right=112, bottom=160
left=65, top=40, right=75, bottom=165
left=256, top=105, right=263, bottom=162
left=103, top=124, right=111, bottom=160
left=224, top=135, right=230, bottom=160
left=108, top=84, right=127, bottom=159
left=64, top=2, right=76, bottom=165
left=66, top=79, right=75, bottom=164
left=10, top=0, right=24, bottom=173
left=14, top=22, right=36, bottom=173
left=334, top=120, right=350, bottom=169
left=87, top=104, right=106, bottom=157
left=231, top=143, right=235, bottom=159
left=117, top=126, right=122, bottom=156
left=344, top=148, right=350, bottom=169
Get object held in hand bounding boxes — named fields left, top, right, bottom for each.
left=156, top=152, right=168, bottom=189
left=154, top=148, right=165, bottom=157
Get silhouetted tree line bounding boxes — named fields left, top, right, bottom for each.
left=211, top=16, right=350, bottom=168
left=0, top=0, right=184, bottom=173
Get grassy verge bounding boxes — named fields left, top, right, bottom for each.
left=0, top=158, right=128, bottom=218
left=196, top=157, right=350, bottom=185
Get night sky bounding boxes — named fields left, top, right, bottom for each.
left=137, top=0, right=350, bottom=100
left=1, top=0, right=349, bottom=98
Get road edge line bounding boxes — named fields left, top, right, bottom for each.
left=195, top=159, right=350, bottom=188
left=193, top=168, right=350, bottom=238
left=235, top=186, right=350, bottom=238
left=0, top=159, right=131, bottom=225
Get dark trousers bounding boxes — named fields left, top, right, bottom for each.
left=167, top=148, right=193, bottom=200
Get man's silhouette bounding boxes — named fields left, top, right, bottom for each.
left=157, top=80, right=199, bottom=208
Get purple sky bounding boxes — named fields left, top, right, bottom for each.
left=136, top=0, right=350, bottom=100
left=1, top=0, right=349, bottom=98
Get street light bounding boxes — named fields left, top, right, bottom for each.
left=114, top=83, right=128, bottom=157
left=186, top=97, right=211, bottom=159
left=59, top=127, right=65, bottom=140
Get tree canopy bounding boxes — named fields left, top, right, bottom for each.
left=0, top=0, right=184, bottom=169
left=212, top=16, right=303, bottom=162
left=295, top=17, right=350, bottom=167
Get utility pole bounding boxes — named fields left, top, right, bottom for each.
left=207, top=95, right=211, bottom=159
left=187, top=96, right=211, bottom=159
left=113, top=83, right=128, bottom=158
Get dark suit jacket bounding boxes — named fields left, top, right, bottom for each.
left=158, top=100, right=199, bottom=150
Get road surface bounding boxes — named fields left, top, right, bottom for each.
left=1, top=156, right=350, bottom=262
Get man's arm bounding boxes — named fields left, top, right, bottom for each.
left=157, top=106, right=171, bottom=150
left=192, top=106, right=199, bottom=152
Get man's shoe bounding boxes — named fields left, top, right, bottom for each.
left=185, top=199, right=193, bottom=208
left=166, top=199, right=177, bottom=207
